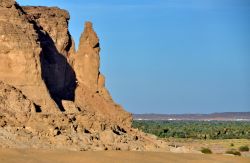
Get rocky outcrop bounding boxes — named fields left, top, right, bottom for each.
left=74, top=22, right=100, bottom=91
left=22, top=6, right=72, bottom=56
left=0, top=81, right=35, bottom=126
left=0, top=81, right=165, bottom=151
left=73, top=22, right=130, bottom=126
left=74, top=22, right=112, bottom=101
left=0, top=0, right=168, bottom=151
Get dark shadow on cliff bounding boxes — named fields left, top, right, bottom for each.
left=25, top=14, right=76, bottom=112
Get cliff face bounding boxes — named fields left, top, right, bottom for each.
left=22, top=6, right=72, bottom=56
left=0, top=0, right=57, bottom=112
left=0, top=0, right=167, bottom=151
left=20, top=6, right=131, bottom=126
left=23, top=6, right=76, bottom=110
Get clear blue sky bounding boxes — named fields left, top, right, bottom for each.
left=17, top=0, right=250, bottom=114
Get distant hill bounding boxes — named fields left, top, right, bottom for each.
left=133, top=112, right=250, bottom=121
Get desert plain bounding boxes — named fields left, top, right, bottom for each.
left=0, top=148, right=250, bottom=163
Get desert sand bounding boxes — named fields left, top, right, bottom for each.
left=0, top=149, right=250, bottom=163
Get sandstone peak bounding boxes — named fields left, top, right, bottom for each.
left=73, top=22, right=100, bottom=91
left=78, top=21, right=99, bottom=51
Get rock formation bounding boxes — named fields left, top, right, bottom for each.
left=0, top=0, right=168, bottom=151
left=75, top=22, right=112, bottom=101
left=74, top=22, right=100, bottom=90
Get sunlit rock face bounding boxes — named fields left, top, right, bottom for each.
left=0, top=0, right=57, bottom=112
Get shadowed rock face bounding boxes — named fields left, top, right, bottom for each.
left=0, top=1, right=168, bottom=151
left=23, top=6, right=76, bottom=111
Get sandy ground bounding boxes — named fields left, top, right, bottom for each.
left=165, top=138, right=250, bottom=157
left=0, top=149, right=250, bottom=163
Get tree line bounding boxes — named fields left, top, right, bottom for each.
left=132, top=120, right=250, bottom=139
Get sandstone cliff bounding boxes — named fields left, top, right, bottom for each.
left=0, top=0, right=168, bottom=151
left=0, top=0, right=57, bottom=113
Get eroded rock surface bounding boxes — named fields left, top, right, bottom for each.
left=23, top=6, right=76, bottom=109
left=0, top=0, right=168, bottom=151
left=74, top=22, right=100, bottom=91
left=0, top=81, right=35, bottom=126
left=0, top=0, right=58, bottom=112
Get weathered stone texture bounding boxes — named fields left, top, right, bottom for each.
left=0, top=1, right=57, bottom=112
left=0, top=81, right=35, bottom=125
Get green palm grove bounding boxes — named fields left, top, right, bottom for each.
left=132, top=120, right=250, bottom=139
